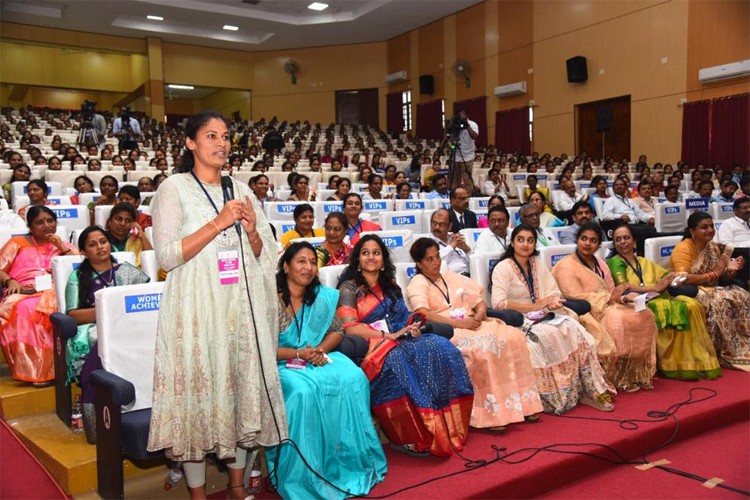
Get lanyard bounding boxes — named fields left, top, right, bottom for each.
left=576, top=251, right=605, bottom=280
left=494, top=234, right=508, bottom=250
left=616, top=195, right=632, bottom=210
left=348, top=220, right=363, bottom=239
left=512, top=257, right=536, bottom=302
left=190, top=170, right=227, bottom=218
left=93, top=266, right=118, bottom=288
left=618, top=254, right=644, bottom=286
left=426, top=274, right=451, bottom=306
left=289, top=301, right=305, bottom=342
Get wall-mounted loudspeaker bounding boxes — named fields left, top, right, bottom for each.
left=419, top=75, right=435, bottom=95
left=566, top=56, right=588, bottom=83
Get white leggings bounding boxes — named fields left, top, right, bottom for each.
left=182, top=447, right=248, bottom=488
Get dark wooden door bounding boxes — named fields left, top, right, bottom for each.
left=335, top=88, right=379, bottom=127
left=576, top=95, right=631, bottom=161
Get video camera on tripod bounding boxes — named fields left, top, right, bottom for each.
left=119, top=107, right=133, bottom=133
left=445, top=114, right=469, bottom=144
left=78, top=100, right=99, bottom=148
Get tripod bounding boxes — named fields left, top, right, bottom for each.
left=446, top=137, right=472, bottom=193
left=77, top=124, right=98, bottom=149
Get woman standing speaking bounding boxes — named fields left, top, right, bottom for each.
left=147, top=111, right=287, bottom=499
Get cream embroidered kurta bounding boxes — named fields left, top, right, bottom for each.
left=147, top=173, right=287, bottom=461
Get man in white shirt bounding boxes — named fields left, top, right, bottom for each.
left=481, top=168, right=511, bottom=200
left=112, top=106, right=141, bottom=150
left=475, top=206, right=511, bottom=255
left=430, top=208, right=471, bottom=276
left=601, top=178, right=654, bottom=224
left=450, top=109, right=479, bottom=193
left=556, top=179, right=588, bottom=212
left=717, top=198, right=750, bottom=248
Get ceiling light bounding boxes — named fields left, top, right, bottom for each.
left=168, top=84, right=194, bottom=90
left=308, top=2, right=328, bottom=11
left=223, top=25, right=239, bottom=31
left=146, top=15, right=163, bottom=21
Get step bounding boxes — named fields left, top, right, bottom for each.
left=7, top=412, right=164, bottom=496
left=0, top=377, right=56, bottom=419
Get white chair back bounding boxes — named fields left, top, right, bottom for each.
left=140, top=250, right=160, bottom=283
left=709, top=202, right=734, bottom=221
left=381, top=210, right=425, bottom=233
left=78, top=192, right=101, bottom=206
left=654, top=202, right=687, bottom=233
left=542, top=226, right=567, bottom=244
left=469, top=252, right=503, bottom=304
left=597, top=241, right=614, bottom=260
left=539, top=244, right=577, bottom=271
left=291, top=236, right=326, bottom=247
left=361, top=199, right=394, bottom=223
left=459, top=228, right=484, bottom=250
left=95, top=282, right=164, bottom=412
left=318, top=264, right=346, bottom=288
left=264, top=201, right=307, bottom=222
left=468, top=197, right=491, bottom=211
left=47, top=205, right=90, bottom=238
left=313, top=201, right=344, bottom=226
left=361, top=229, right=413, bottom=263
left=394, top=199, right=434, bottom=211
left=0, top=225, right=68, bottom=251
left=644, top=235, right=683, bottom=270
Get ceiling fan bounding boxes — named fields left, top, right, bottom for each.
left=452, top=58, right=472, bottom=88
left=284, top=59, right=300, bottom=85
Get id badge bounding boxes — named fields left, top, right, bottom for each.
left=286, top=358, right=307, bottom=370
left=35, top=273, right=52, bottom=291
left=217, top=250, right=240, bottom=285
left=369, top=319, right=389, bottom=333
left=449, top=308, right=466, bottom=320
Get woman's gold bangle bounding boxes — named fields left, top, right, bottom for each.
left=209, top=220, right=221, bottom=235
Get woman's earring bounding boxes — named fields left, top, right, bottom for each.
left=357, top=265, right=361, bottom=272
left=381, top=266, right=385, bottom=271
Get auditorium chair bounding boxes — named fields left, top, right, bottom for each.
left=318, top=264, right=346, bottom=288
left=539, top=244, right=577, bottom=271
left=90, top=281, right=165, bottom=499
left=381, top=210, right=425, bottom=233
left=643, top=235, right=683, bottom=269
left=709, top=202, right=734, bottom=221
left=361, top=229, right=413, bottom=263
left=654, top=202, right=687, bottom=233
left=459, top=228, right=484, bottom=251
left=313, top=201, right=344, bottom=226
left=50, top=252, right=136, bottom=422
left=290, top=236, right=325, bottom=247
left=468, top=252, right=503, bottom=304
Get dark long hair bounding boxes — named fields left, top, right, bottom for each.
left=338, top=234, right=402, bottom=303
left=276, top=242, right=321, bottom=307
left=76, top=225, right=116, bottom=309
left=499, top=223, right=539, bottom=261
left=178, top=111, right=229, bottom=173
left=683, top=212, right=713, bottom=240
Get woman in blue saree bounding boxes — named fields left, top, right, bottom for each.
left=266, top=242, right=386, bottom=499
left=336, top=234, right=474, bottom=457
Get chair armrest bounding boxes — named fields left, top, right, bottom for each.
left=50, top=312, right=78, bottom=340
left=90, top=369, right=135, bottom=407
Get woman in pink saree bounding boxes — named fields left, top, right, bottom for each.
left=0, top=206, right=78, bottom=383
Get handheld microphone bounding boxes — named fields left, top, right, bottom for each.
left=524, top=311, right=555, bottom=343
left=220, top=176, right=241, bottom=236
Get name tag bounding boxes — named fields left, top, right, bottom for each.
left=35, top=273, right=52, bottom=291
left=369, top=319, right=389, bottom=333
left=286, top=358, right=307, bottom=370
left=217, top=250, right=240, bottom=285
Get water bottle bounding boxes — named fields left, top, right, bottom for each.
left=71, top=395, right=83, bottom=434
left=247, top=457, right=262, bottom=495
left=164, top=464, right=183, bottom=491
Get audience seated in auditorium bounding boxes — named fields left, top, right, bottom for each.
left=552, top=223, right=658, bottom=392
left=633, top=180, right=656, bottom=217
left=475, top=206, right=511, bottom=255
left=426, top=174, right=450, bottom=200
left=0, top=206, right=78, bottom=385
left=490, top=224, right=615, bottom=413
left=342, top=193, right=380, bottom=246
left=105, top=202, right=153, bottom=267
left=430, top=208, right=471, bottom=276
left=288, top=173, right=315, bottom=202
left=88, top=175, right=119, bottom=224
left=528, top=192, right=564, bottom=227
left=448, top=187, right=478, bottom=232
left=606, top=224, right=720, bottom=380
left=362, top=174, right=388, bottom=200
left=559, top=201, right=593, bottom=245
left=267, top=242, right=387, bottom=498
left=519, top=204, right=558, bottom=248
left=407, top=237, right=544, bottom=429
left=670, top=212, right=750, bottom=371
left=326, top=177, right=351, bottom=201
left=17, top=179, right=51, bottom=219
left=65, top=225, right=150, bottom=443
left=316, top=212, right=352, bottom=267
left=588, top=175, right=611, bottom=213
left=3, top=163, right=31, bottom=201
left=336, top=234, right=474, bottom=457
left=118, top=185, right=152, bottom=228
left=279, top=203, right=324, bottom=249
left=717, top=198, right=750, bottom=248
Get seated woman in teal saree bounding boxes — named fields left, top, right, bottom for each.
left=266, top=242, right=386, bottom=499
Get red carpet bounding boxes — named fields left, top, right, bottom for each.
left=0, top=418, right=69, bottom=500
left=540, top=420, right=750, bottom=499
left=208, top=370, right=748, bottom=499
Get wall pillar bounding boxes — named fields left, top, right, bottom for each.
left=146, top=37, right=165, bottom=122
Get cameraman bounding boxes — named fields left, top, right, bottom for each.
left=78, top=101, right=107, bottom=151
left=112, top=106, right=141, bottom=151
left=451, top=109, right=478, bottom=194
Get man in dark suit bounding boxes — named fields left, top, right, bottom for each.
left=448, top=187, right=478, bottom=233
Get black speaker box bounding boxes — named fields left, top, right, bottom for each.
left=566, top=56, right=588, bottom=83
left=419, top=75, right=435, bottom=95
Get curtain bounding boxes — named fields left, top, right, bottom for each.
left=416, top=100, right=444, bottom=141
left=708, top=93, right=749, bottom=168
left=495, top=107, right=531, bottom=155
left=453, top=96, right=488, bottom=147
left=681, top=100, right=710, bottom=167
left=386, top=92, right=404, bottom=134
